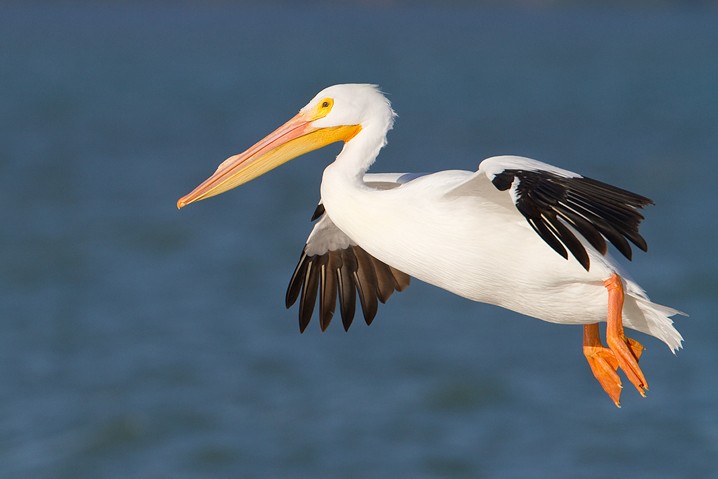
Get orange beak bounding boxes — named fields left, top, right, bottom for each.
left=177, top=111, right=361, bottom=209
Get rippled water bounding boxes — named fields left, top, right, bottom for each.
left=1, top=3, right=717, bottom=478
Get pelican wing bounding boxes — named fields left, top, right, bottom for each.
left=449, top=155, right=654, bottom=271
left=286, top=195, right=411, bottom=333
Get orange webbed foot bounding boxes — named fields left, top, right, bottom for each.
left=584, top=323, right=623, bottom=406
left=584, top=340, right=622, bottom=407
left=607, top=334, right=647, bottom=397
left=583, top=273, right=650, bottom=406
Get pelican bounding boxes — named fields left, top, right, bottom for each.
left=178, top=84, right=683, bottom=406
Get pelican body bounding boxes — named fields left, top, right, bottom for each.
left=178, top=84, right=683, bottom=406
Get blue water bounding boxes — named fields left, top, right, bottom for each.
left=1, top=3, right=717, bottom=478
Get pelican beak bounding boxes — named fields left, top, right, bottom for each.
left=177, top=111, right=361, bottom=209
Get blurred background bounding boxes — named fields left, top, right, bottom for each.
left=1, top=1, right=717, bottom=478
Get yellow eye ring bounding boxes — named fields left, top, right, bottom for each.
left=309, top=97, right=334, bottom=120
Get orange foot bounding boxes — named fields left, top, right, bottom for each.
left=583, top=273, right=648, bottom=407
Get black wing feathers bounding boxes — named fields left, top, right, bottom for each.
left=492, top=169, right=653, bottom=271
left=310, top=203, right=325, bottom=221
left=285, top=213, right=410, bottom=333
left=299, top=259, right=318, bottom=332
left=337, top=250, right=357, bottom=331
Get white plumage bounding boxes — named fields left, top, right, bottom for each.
left=178, top=83, right=684, bottom=405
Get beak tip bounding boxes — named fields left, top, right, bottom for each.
left=177, top=197, right=188, bottom=210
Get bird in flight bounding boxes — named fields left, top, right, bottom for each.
left=178, top=84, right=683, bottom=406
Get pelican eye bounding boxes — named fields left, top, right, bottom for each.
left=311, top=97, right=334, bottom=120
left=319, top=98, right=333, bottom=110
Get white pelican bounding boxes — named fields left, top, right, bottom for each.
left=178, top=84, right=683, bottom=406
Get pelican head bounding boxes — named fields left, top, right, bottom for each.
left=177, top=83, right=394, bottom=209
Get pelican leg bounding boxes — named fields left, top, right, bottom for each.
left=583, top=273, right=647, bottom=407
left=604, top=273, right=647, bottom=398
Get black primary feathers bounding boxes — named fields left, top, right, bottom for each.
left=491, top=169, right=653, bottom=271
left=285, top=206, right=410, bottom=333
